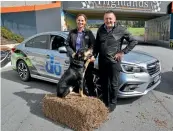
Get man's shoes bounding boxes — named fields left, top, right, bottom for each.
left=108, top=104, right=116, bottom=113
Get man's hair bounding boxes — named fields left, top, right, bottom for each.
left=76, top=14, right=87, bottom=21
left=104, top=10, right=116, bottom=17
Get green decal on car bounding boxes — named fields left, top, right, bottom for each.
left=24, top=57, right=33, bottom=67
left=14, top=53, right=33, bottom=67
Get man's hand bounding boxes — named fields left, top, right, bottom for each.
left=114, top=52, right=124, bottom=62
left=89, top=56, right=96, bottom=62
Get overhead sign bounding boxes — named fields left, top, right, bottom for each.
left=81, top=1, right=162, bottom=12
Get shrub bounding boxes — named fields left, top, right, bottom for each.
left=1, top=26, right=24, bottom=43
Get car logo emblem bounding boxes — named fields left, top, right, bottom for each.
left=148, top=62, right=159, bottom=68
left=148, top=64, right=156, bottom=68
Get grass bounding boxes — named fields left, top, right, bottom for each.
left=90, top=27, right=145, bottom=36
left=89, top=28, right=98, bottom=34
left=127, top=28, right=144, bottom=36
left=1, top=26, right=24, bottom=43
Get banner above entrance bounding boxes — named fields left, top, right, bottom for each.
left=81, top=1, right=162, bottom=12
left=63, top=1, right=171, bottom=14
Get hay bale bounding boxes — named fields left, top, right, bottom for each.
left=42, top=93, right=109, bottom=131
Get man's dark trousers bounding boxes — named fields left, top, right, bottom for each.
left=99, top=60, right=120, bottom=110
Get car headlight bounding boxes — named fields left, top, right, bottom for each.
left=121, top=64, right=146, bottom=73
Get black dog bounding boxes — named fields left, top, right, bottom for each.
left=56, top=48, right=92, bottom=98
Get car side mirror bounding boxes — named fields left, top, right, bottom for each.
left=58, top=46, right=67, bottom=53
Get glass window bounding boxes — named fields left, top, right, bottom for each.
left=51, top=35, right=65, bottom=50
left=25, top=35, right=49, bottom=49
left=25, top=39, right=33, bottom=47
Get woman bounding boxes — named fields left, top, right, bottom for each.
left=66, top=14, right=95, bottom=60
left=66, top=14, right=96, bottom=96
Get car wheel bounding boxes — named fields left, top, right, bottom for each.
left=92, top=70, right=103, bottom=100
left=17, top=60, right=31, bottom=82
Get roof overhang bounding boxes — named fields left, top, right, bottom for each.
left=62, top=1, right=171, bottom=21
left=65, top=9, right=166, bottom=21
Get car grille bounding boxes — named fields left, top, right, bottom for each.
left=147, top=81, right=154, bottom=89
left=147, top=61, right=160, bottom=76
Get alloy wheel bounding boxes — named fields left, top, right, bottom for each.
left=92, top=73, right=102, bottom=99
left=18, top=62, right=28, bottom=80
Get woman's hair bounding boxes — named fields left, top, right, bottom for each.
left=76, top=14, right=87, bottom=21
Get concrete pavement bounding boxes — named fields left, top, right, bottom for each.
left=1, top=45, right=173, bottom=131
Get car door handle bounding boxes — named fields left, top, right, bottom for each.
left=46, top=55, right=50, bottom=58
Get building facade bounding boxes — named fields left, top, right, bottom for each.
left=1, top=1, right=173, bottom=47
left=1, top=2, right=62, bottom=38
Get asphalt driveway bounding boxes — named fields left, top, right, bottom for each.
left=1, top=45, right=173, bottom=131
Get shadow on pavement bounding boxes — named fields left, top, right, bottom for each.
left=1, top=69, right=56, bottom=93
left=1, top=69, right=141, bottom=106
left=154, top=71, right=173, bottom=96
left=13, top=91, right=71, bottom=130
left=1, top=68, right=142, bottom=128
left=1, top=70, right=70, bottom=128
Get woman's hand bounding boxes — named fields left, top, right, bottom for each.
left=90, top=56, right=96, bottom=62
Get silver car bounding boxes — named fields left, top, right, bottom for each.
left=11, top=31, right=161, bottom=98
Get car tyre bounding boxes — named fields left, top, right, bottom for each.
left=17, top=60, right=31, bottom=82
left=92, top=70, right=103, bottom=100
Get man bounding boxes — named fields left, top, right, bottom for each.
left=92, top=10, right=138, bottom=112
